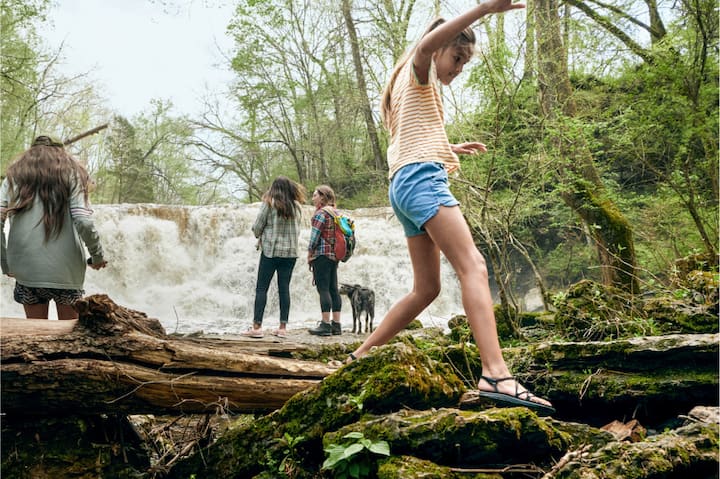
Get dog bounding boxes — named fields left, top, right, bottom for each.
left=339, top=283, right=375, bottom=334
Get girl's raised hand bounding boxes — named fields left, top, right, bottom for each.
left=482, top=0, right=525, bottom=14
left=452, top=142, right=487, bottom=155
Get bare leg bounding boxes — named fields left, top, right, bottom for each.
left=351, top=233, right=441, bottom=357
left=23, top=303, right=49, bottom=319
left=56, top=304, right=79, bottom=320
left=423, top=206, right=551, bottom=408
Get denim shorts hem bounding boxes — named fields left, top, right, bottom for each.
left=390, top=162, right=459, bottom=237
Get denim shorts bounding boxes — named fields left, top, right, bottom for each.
left=14, top=283, right=84, bottom=305
left=389, top=162, right=459, bottom=237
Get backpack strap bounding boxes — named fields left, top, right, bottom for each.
left=321, top=206, right=337, bottom=219
left=320, top=206, right=337, bottom=241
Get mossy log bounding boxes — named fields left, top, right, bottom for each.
left=442, top=332, right=719, bottom=426
left=547, top=421, right=719, bottom=478
left=528, top=333, right=719, bottom=424
left=168, top=342, right=719, bottom=478
left=167, top=343, right=466, bottom=478
left=1, top=294, right=335, bottom=416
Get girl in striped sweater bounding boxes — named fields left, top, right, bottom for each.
left=349, top=0, right=554, bottom=415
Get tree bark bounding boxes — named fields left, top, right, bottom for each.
left=342, top=0, right=385, bottom=172
left=1, top=295, right=335, bottom=416
left=535, top=0, right=639, bottom=293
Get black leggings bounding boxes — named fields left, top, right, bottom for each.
left=253, top=254, right=297, bottom=325
left=312, top=255, right=342, bottom=313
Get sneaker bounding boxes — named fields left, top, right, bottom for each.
left=331, top=321, right=342, bottom=335
left=309, top=321, right=333, bottom=336
left=241, top=327, right=264, bottom=338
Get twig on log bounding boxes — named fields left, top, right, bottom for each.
left=106, top=371, right=198, bottom=404
left=578, top=368, right=604, bottom=402
left=541, top=444, right=591, bottom=479
left=449, top=463, right=545, bottom=474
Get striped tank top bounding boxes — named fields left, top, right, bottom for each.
left=385, top=56, right=459, bottom=179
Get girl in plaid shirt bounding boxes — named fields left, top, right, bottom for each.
left=307, top=185, right=343, bottom=336
left=243, top=176, right=305, bottom=338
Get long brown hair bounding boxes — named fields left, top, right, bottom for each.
left=263, top=176, right=306, bottom=219
left=380, top=18, right=476, bottom=129
left=5, top=138, right=90, bottom=242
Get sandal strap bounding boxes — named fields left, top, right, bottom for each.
left=480, top=376, right=547, bottom=407
left=515, top=389, right=537, bottom=401
left=479, top=375, right=516, bottom=392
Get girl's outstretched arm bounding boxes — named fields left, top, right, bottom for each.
left=414, top=1, right=525, bottom=78
left=452, top=142, right=487, bottom=155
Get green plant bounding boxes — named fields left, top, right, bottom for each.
left=322, top=432, right=390, bottom=479
left=347, top=392, right=365, bottom=411
left=273, top=432, right=305, bottom=478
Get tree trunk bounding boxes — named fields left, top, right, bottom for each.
left=1, top=295, right=335, bottom=416
left=342, top=0, right=385, bottom=172
left=523, top=0, right=536, bottom=80
left=535, top=0, right=639, bottom=293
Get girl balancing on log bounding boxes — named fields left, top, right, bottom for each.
left=348, top=0, right=554, bottom=415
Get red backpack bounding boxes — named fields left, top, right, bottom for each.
left=322, top=207, right=356, bottom=262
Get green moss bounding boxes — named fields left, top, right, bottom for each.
left=1, top=415, right=149, bottom=478
left=168, top=343, right=466, bottom=478
left=404, top=319, right=424, bottom=330
left=554, top=422, right=719, bottom=478
left=552, top=279, right=642, bottom=341
left=548, top=368, right=718, bottom=404
left=291, top=341, right=362, bottom=362
left=326, top=407, right=571, bottom=468
left=378, top=455, right=502, bottom=478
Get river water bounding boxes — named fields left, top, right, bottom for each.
left=1, top=204, right=471, bottom=334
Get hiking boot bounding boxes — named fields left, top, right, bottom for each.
left=309, top=321, right=333, bottom=336
left=331, top=321, right=342, bottom=335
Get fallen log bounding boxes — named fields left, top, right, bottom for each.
left=1, top=294, right=336, bottom=416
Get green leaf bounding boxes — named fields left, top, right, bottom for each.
left=368, top=441, right=391, bottom=456
left=342, top=443, right=365, bottom=459
left=323, top=445, right=347, bottom=469
left=349, top=461, right=362, bottom=478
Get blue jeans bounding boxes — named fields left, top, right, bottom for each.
left=253, top=253, right=297, bottom=325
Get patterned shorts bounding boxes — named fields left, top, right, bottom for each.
left=13, top=283, right=84, bottom=305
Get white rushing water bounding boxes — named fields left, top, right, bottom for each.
left=1, top=204, right=473, bottom=334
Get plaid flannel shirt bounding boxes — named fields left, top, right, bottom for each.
left=308, top=208, right=337, bottom=262
left=252, top=201, right=301, bottom=258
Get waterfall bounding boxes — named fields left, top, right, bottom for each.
left=1, top=204, right=469, bottom=334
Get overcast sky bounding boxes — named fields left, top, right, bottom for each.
left=42, top=0, right=236, bottom=118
